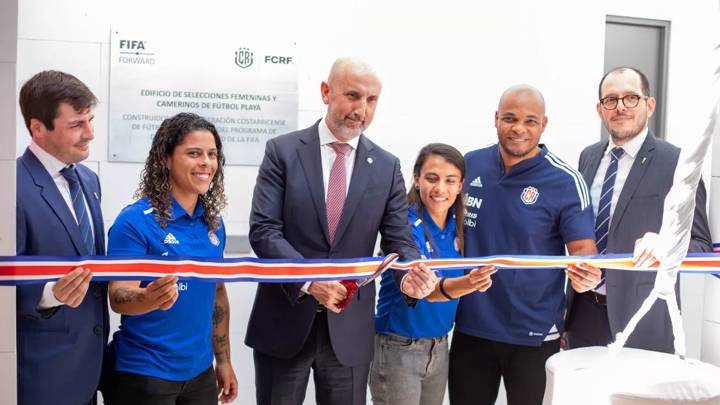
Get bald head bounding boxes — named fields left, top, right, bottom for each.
left=327, top=57, right=381, bottom=86
left=498, top=84, right=545, bottom=114
left=321, top=57, right=383, bottom=141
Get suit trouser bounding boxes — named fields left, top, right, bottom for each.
left=566, top=291, right=614, bottom=348
left=254, top=311, right=370, bottom=405
left=448, top=331, right=560, bottom=405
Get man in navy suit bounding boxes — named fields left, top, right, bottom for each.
left=565, top=67, right=712, bottom=352
left=16, top=70, right=108, bottom=405
left=246, top=58, right=438, bottom=404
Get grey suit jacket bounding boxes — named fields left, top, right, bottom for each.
left=245, top=120, right=420, bottom=366
left=568, top=132, right=712, bottom=352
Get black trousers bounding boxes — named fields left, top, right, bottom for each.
left=448, top=331, right=560, bottom=405
left=254, top=311, right=369, bottom=405
left=566, top=291, right=614, bottom=348
left=102, top=365, right=217, bottom=405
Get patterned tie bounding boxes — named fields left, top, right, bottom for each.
left=595, top=147, right=624, bottom=288
left=60, top=165, right=96, bottom=255
left=327, top=142, right=352, bottom=244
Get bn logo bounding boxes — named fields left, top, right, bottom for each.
left=521, top=186, right=539, bottom=205
left=235, top=47, right=253, bottom=68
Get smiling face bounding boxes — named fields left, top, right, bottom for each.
left=597, top=69, right=656, bottom=146
left=495, top=87, right=547, bottom=169
left=31, top=102, right=95, bottom=164
left=321, top=62, right=382, bottom=141
left=168, top=129, right=218, bottom=202
left=415, top=154, right=464, bottom=227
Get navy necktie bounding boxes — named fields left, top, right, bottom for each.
left=61, top=165, right=96, bottom=255
left=595, top=147, right=624, bottom=288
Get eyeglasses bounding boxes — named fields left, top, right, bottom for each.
left=599, top=94, right=647, bottom=110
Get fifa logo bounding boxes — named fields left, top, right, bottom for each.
left=235, top=47, right=253, bottom=68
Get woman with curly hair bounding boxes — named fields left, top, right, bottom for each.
left=102, top=113, right=238, bottom=404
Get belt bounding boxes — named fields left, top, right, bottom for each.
left=591, top=291, right=607, bottom=306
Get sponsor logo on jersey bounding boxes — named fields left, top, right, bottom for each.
left=163, top=233, right=180, bottom=245
left=470, top=176, right=483, bottom=188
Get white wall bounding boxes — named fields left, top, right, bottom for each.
left=7, top=0, right=720, bottom=404
left=1, top=0, right=17, bottom=404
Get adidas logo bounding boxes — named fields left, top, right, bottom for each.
left=163, top=233, right=180, bottom=244
left=470, top=176, right=483, bottom=188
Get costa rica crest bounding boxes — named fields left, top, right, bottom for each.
left=521, top=186, right=539, bottom=205
left=235, top=47, right=253, bottom=68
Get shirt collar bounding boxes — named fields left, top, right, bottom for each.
left=318, top=118, right=360, bottom=150
left=420, top=206, right=456, bottom=237
left=607, top=126, right=648, bottom=159
left=29, top=140, right=71, bottom=177
left=170, top=196, right=205, bottom=221
left=495, top=143, right=548, bottom=176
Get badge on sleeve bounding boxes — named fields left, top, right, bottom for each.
left=521, top=186, right=539, bottom=205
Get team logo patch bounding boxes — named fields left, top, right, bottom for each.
left=208, top=232, right=220, bottom=247
left=520, top=186, right=539, bottom=205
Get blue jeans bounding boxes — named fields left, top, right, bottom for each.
left=369, top=333, right=449, bottom=405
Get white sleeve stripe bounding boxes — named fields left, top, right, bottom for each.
left=545, top=152, right=589, bottom=209
left=546, top=152, right=590, bottom=205
left=544, top=153, right=589, bottom=210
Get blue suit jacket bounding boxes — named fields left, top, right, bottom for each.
left=16, top=148, right=109, bottom=405
left=245, top=121, right=419, bottom=366
left=567, top=133, right=712, bottom=352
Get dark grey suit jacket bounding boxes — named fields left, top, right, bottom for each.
left=245, top=120, right=419, bottom=366
left=567, top=132, right=712, bottom=352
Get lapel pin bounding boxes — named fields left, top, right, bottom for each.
left=641, top=157, right=647, bottom=165
left=93, top=192, right=99, bottom=199
left=367, top=157, right=373, bottom=164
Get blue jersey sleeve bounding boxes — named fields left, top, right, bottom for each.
left=558, top=177, right=595, bottom=243
left=107, top=209, right=149, bottom=256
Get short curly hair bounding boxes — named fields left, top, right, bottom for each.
left=135, top=112, right=227, bottom=232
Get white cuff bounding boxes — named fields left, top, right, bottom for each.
left=38, top=282, right=64, bottom=310
left=300, top=281, right=312, bottom=295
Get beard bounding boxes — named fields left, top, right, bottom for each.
left=499, top=138, right=538, bottom=158
left=605, top=113, right=648, bottom=143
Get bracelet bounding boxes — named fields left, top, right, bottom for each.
left=438, top=277, right=455, bottom=300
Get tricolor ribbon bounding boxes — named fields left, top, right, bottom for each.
left=0, top=253, right=719, bottom=286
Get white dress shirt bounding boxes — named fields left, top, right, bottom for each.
left=302, top=119, right=360, bottom=294
left=29, top=141, right=95, bottom=309
left=318, top=118, right=359, bottom=198
left=590, top=127, right=648, bottom=294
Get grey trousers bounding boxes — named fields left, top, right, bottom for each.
left=369, top=333, right=449, bottom=405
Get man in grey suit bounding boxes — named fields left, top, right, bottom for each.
left=246, top=57, right=437, bottom=405
left=565, top=67, right=712, bottom=353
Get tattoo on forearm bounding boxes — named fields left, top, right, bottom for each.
left=113, top=288, right=146, bottom=305
left=213, top=334, right=230, bottom=361
left=212, top=305, right=225, bottom=328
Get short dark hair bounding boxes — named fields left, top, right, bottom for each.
left=19, top=70, right=97, bottom=135
left=598, top=67, right=651, bottom=99
left=407, top=143, right=466, bottom=256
